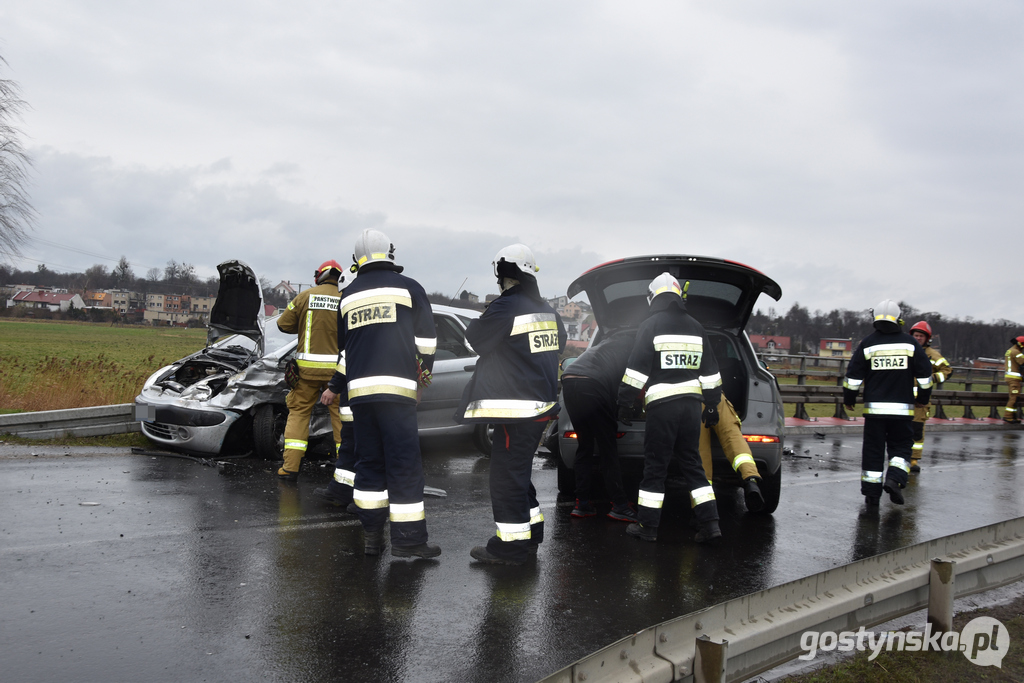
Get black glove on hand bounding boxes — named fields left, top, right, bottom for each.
left=617, top=404, right=633, bottom=426
left=701, top=404, right=719, bottom=428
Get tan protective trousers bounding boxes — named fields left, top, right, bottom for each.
left=281, top=372, right=342, bottom=475
left=699, top=395, right=759, bottom=481
left=1006, top=380, right=1022, bottom=421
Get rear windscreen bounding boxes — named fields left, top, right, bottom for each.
left=603, top=279, right=742, bottom=307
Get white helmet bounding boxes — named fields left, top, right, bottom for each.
left=492, top=243, right=539, bottom=280
left=352, top=229, right=396, bottom=271
left=872, top=299, right=901, bottom=332
left=647, top=272, right=683, bottom=305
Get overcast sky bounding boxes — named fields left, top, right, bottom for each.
left=1, top=1, right=1020, bottom=323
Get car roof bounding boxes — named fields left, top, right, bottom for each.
left=567, top=255, right=782, bottom=331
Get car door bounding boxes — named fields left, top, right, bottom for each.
left=416, top=311, right=478, bottom=433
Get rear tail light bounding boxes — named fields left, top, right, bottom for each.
left=744, top=434, right=780, bottom=444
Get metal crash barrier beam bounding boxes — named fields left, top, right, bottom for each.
left=538, top=516, right=1024, bottom=683
left=0, top=403, right=137, bottom=439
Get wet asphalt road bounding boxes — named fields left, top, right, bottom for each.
left=3, top=429, right=1024, bottom=683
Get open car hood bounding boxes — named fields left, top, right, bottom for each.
left=567, top=255, right=782, bottom=332
left=207, top=260, right=265, bottom=350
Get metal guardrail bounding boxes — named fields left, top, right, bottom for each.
left=760, top=352, right=1007, bottom=420
left=0, top=403, right=138, bottom=439
left=538, top=516, right=1024, bottom=683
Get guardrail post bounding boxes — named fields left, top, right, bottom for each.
left=928, top=558, right=955, bottom=634
left=694, top=635, right=727, bottom=683
left=933, top=401, right=948, bottom=419
left=793, top=356, right=810, bottom=420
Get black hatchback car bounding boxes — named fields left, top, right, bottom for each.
left=556, top=255, right=785, bottom=513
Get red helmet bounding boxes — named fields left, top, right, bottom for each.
left=909, top=321, right=932, bottom=340
left=315, top=259, right=344, bottom=285
left=1016, top=336, right=1024, bottom=346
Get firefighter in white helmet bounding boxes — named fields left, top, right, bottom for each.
left=275, top=260, right=345, bottom=481
left=617, top=272, right=724, bottom=544
left=908, top=320, right=952, bottom=472
left=457, top=244, right=566, bottom=566
left=843, top=300, right=933, bottom=506
left=338, top=229, right=439, bottom=559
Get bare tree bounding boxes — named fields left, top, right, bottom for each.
left=164, top=259, right=180, bottom=283
left=0, top=57, right=34, bottom=260
left=113, top=256, right=133, bottom=288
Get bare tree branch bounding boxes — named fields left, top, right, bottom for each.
left=0, top=56, right=35, bottom=261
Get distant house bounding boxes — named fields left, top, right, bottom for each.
left=8, top=290, right=86, bottom=312
left=748, top=334, right=791, bottom=354
left=819, top=338, right=853, bottom=358
left=559, top=301, right=583, bottom=321
left=83, top=290, right=112, bottom=308
left=974, top=357, right=1003, bottom=371
left=273, top=281, right=298, bottom=301
left=264, top=304, right=277, bottom=317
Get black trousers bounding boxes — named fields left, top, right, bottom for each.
left=638, top=399, right=717, bottom=529
left=861, top=417, right=913, bottom=496
left=351, top=401, right=428, bottom=547
left=326, top=420, right=356, bottom=504
left=486, top=420, right=547, bottom=563
left=562, top=377, right=628, bottom=504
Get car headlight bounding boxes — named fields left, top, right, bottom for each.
left=181, top=384, right=213, bottom=401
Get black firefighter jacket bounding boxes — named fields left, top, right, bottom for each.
left=456, top=284, right=566, bottom=424
left=330, top=263, right=436, bottom=406
left=843, top=329, right=933, bottom=419
left=617, top=296, right=722, bottom=410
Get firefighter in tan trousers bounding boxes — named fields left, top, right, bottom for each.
left=275, top=260, right=345, bottom=481
left=1004, top=336, right=1024, bottom=424
left=908, top=321, right=953, bottom=471
left=698, top=394, right=765, bottom=512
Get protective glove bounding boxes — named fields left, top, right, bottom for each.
left=701, top=404, right=719, bottom=428
left=616, top=404, right=633, bottom=426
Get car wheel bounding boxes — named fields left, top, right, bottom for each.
left=754, top=464, right=781, bottom=515
left=253, top=404, right=287, bottom=460
left=472, top=423, right=493, bottom=457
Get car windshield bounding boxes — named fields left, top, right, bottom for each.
left=211, top=314, right=296, bottom=355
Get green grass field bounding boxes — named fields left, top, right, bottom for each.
left=0, top=319, right=207, bottom=412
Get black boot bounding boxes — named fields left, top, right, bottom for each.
left=743, top=477, right=765, bottom=512
left=883, top=476, right=904, bottom=505
left=626, top=523, right=657, bottom=542
left=364, top=528, right=384, bottom=556
left=392, top=543, right=442, bottom=559
left=694, top=520, right=722, bottom=544
left=470, top=546, right=523, bottom=566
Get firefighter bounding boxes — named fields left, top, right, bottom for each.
left=561, top=326, right=638, bottom=522
left=908, top=320, right=953, bottom=471
left=617, top=273, right=723, bottom=544
left=340, top=229, right=439, bottom=559
left=457, top=244, right=566, bottom=566
left=698, top=394, right=765, bottom=512
left=843, top=300, right=933, bottom=506
left=275, top=260, right=345, bottom=482
left=1003, top=336, right=1024, bottom=424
